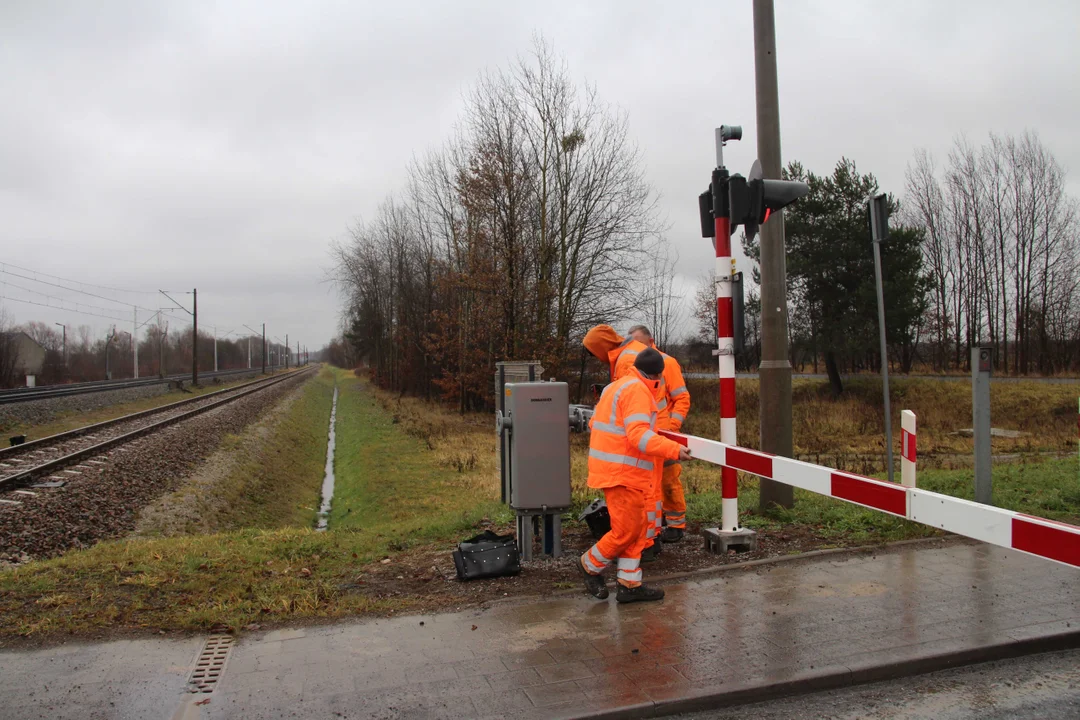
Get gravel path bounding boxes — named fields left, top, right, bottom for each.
left=0, top=369, right=315, bottom=561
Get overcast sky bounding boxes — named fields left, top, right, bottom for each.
left=3, top=0, right=1078, bottom=349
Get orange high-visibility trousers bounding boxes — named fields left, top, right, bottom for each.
left=662, top=460, right=686, bottom=528
left=581, top=485, right=651, bottom=587
left=649, top=467, right=662, bottom=541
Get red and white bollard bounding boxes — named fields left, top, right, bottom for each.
left=901, top=410, right=917, bottom=488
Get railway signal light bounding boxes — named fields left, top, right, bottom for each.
left=730, top=160, right=810, bottom=241
left=698, top=160, right=809, bottom=241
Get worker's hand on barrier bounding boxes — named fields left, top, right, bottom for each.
left=678, top=447, right=692, bottom=462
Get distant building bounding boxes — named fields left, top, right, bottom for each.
left=3, top=331, right=46, bottom=380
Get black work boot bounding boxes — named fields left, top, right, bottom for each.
left=661, top=527, right=685, bottom=543
left=616, top=583, right=665, bottom=604
left=652, top=539, right=663, bottom=556
left=578, top=560, right=609, bottom=600
left=639, top=543, right=657, bottom=563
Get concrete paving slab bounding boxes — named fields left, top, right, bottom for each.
left=1, top=541, right=1078, bottom=719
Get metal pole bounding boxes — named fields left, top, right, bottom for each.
left=55, top=323, right=65, bottom=366
left=192, top=288, right=198, bottom=386
left=248, top=336, right=251, bottom=369
left=753, top=0, right=794, bottom=509
left=286, top=333, right=289, bottom=369
left=262, top=323, right=266, bottom=375
left=133, top=308, right=139, bottom=379
left=872, top=238, right=894, bottom=483
left=973, top=347, right=993, bottom=504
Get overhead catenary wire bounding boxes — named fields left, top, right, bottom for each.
left=0, top=263, right=268, bottom=347
left=0, top=278, right=141, bottom=318
left=0, top=294, right=133, bottom=324
left=0, top=261, right=160, bottom=296
left=0, top=267, right=158, bottom=313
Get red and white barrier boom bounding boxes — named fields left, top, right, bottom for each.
left=661, top=416, right=1080, bottom=570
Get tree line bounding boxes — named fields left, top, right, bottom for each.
left=333, top=41, right=1079, bottom=406
left=331, top=40, right=675, bottom=410
left=0, top=312, right=285, bottom=387
left=905, top=132, right=1079, bottom=375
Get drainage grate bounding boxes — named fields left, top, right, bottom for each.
left=188, top=634, right=234, bottom=693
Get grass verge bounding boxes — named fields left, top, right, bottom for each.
left=134, top=366, right=336, bottom=535
left=0, top=368, right=509, bottom=641
left=329, top=369, right=509, bottom=551
left=1, top=370, right=1075, bottom=642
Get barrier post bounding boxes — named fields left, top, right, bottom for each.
left=702, top=127, right=757, bottom=553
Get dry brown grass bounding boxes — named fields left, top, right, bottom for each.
left=683, top=377, right=1079, bottom=463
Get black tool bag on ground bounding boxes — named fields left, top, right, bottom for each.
left=452, top=530, right=521, bottom=581
left=579, top=498, right=611, bottom=540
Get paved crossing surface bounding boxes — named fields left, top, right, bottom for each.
left=1, top=539, right=1077, bottom=719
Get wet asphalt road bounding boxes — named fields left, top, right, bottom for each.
left=672, top=648, right=1080, bottom=719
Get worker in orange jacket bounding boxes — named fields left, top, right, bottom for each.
left=583, top=324, right=650, bottom=382
left=629, top=325, right=691, bottom=543
left=583, top=324, right=665, bottom=555
left=578, top=348, right=691, bottom=603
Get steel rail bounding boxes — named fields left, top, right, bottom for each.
left=0, top=368, right=304, bottom=462
left=0, top=366, right=316, bottom=492
left=0, top=368, right=260, bottom=404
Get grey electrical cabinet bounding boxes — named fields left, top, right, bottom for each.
left=502, top=382, right=572, bottom=511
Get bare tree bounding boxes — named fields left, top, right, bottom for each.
left=905, top=131, right=1080, bottom=374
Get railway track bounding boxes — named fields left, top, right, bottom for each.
left=0, top=367, right=274, bottom=404
left=0, top=367, right=315, bottom=496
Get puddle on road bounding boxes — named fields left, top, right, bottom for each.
left=315, top=384, right=338, bottom=531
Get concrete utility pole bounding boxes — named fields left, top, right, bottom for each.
left=285, top=334, right=289, bottom=369
left=262, top=323, right=266, bottom=375
left=754, top=0, right=794, bottom=510
left=213, top=325, right=218, bottom=373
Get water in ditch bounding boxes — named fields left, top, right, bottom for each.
left=315, top=384, right=338, bottom=531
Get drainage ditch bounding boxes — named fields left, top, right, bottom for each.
left=315, top=384, right=338, bottom=531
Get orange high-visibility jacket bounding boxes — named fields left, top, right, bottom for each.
left=583, top=325, right=649, bottom=382
left=586, top=370, right=684, bottom=492
left=654, top=348, right=691, bottom=432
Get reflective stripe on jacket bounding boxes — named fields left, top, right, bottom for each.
left=587, top=370, right=684, bottom=492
